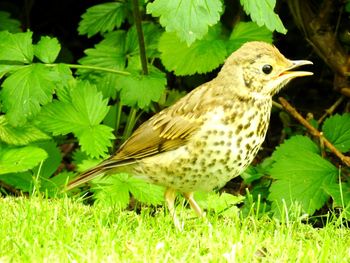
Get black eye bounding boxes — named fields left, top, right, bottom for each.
left=262, top=64, right=273, bottom=74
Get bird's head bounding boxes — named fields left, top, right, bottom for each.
left=218, top=41, right=313, bottom=98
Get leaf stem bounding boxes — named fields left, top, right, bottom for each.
left=123, top=107, right=138, bottom=141
left=131, top=0, right=148, bottom=75
left=45, top=63, right=131, bottom=76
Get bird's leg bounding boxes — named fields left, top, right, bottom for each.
left=183, top=192, right=204, bottom=217
left=164, top=188, right=182, bottom=230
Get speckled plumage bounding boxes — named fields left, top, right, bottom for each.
left=67, top=41, right=312, bottom=229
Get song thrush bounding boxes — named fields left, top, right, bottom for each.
left=66, top=41, right=312, bottom=229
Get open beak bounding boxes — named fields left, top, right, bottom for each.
left=279, top=60, right=313, bottom=78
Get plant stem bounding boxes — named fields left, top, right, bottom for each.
left=45, top=63, right=131, bottom=76
left=132, top=0, right=148, bottom=75
left=123, top=107, right=138, bottom=141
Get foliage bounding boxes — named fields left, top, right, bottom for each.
left=0, top=0, right=349, bottom=223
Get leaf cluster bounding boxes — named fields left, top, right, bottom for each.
left=243, top=114, right=350, bottom=219
left=3, top=0, right=336, bottom=218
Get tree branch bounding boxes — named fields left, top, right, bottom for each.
left=278, top=97, right=350, bottom=167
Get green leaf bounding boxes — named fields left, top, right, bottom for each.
left=0, top=145, right=48, bottom=175
left=0, top=172, right=33, bottom=192
left=118, top=67, right=166, bottom=109
left=40, top=171, right=73, bottom=197
left=78, top=42, right=126, bottom=70
left=268, top=150, right=337, bottom=215
left=70, top=83, right=110, bottom=125
left=93, top=173, right=164, bottom=208
left=1, top=64, right=60, bottom=126
left=128, top=177, right=164, bottom=205
left=0, top=65, right=24, bottom=79
left=0, top=115, right=50, bottom=145
left=147, top=0, right=223, bottom=45
left=126, top=23, right=162, bottom=58
left=0, top=11, right=21, bottom=32
left=195, top=192, right=244, bottom=216
left=37, top=102, right=84, bottom=135
left=32, top=141, right=62, bottom=179
left=77, top=125, right=115, bottom=158
left=38, top=82, right=115, bottom=157
left=322, top=113, right=350, bottom=153
left=271, top=135, right=320, bottom=160
left=34, top=36, right=61, bottom=63
left=0, top=31, right=33, bottom=63
left=323, top=182, right=350, bottom=208
left=93, top=173, right=134, bottom=209
left=78, top=2, right=127, bottom=37
left=240, top=0, right=287, bottom=34
left=228, top=22, right=273, bottom=53
left=158, top=25, right=227, bottom=75
left=241, top=157, right=274, bottom=184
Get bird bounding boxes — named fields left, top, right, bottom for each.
left=66, top=41, right=313, bottom=229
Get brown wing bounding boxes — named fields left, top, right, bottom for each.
left=112, top=86, right=209, bottom=161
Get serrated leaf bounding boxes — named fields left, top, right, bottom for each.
left=0, top=31, right=33, bottom=63
left=38, top=82, right=115, bottom=157
left=147, top=0, right=222, bottom=45
left=77, top=125, right=114, bottom=158
left=268, top=150, right=337, bottom=215
left=93, top=173, right=133, bottom=209
left=39, top=82, right=109, bottom=134
left=0, top=64, right=24, bottom=79
left=0, top=11, right=21, bottom=32
left=70, top=83, right=110, bottom=125
left=32, top=141, right=62, bottom=179
left=40, top=171, right=73, bottom=197
left=78, top=44, right=126, bottom=70
left=93, top=173, right=164, bottom=207
left=323, top=182, right=350, bottom=208
left=1, top=64, right=60, bottom=126
left=195, top=192, right=244, bottom=215
left=118, top=67, right=166, bottom=109
left=322, top=113, right=350, bottom=153
left=0, top=145, right=48, bottom=175
left=128, top=177, right=164, bottom=205
left=228, top=22, right=273, bottom=53
left=78, top=2, right=127, bottom=37
left=0, top=172, right=33, bottom=192
left=240, top=0, right=287, bottom=34
left=37, top=102, right=84, bottom=135
left=271, top=135, right=320, bottom=161
left=0, top=115, right=50, bottom=145
left=34, top=36, right=61, bottom=63
left=126, top=23, right=162, bottom=58
left=159, top=26, right=227, bottom=75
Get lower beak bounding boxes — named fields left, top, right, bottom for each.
left=279, top=60, right=313, bottom=78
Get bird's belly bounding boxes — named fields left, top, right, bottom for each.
left=134, top=106, right=270, bottom=193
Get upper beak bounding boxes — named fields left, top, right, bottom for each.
left=279, top=60, right=313, bottom=78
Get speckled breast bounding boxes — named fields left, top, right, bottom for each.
left=136, top=98, right=272, bottom=193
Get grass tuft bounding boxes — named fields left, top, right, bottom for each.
left=1, top=196, right=350, bottom=262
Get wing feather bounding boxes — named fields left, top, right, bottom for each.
left=113, top=85, right=212, bottom=161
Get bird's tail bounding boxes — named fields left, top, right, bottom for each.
left=65, top=164, right=107, bottom=191
left=65, top=158, right=135, bottom=191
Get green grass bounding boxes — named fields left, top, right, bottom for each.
left=1, top=196, right=350, bottom=262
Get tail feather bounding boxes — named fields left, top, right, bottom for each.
left=65, top=158, right=137, bottom=191
left=65, top=165, right=106, bottom=191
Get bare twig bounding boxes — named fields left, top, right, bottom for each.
left=278, top=97, right=350, bottom=167
left=318, top=96, right=345, bottom=124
